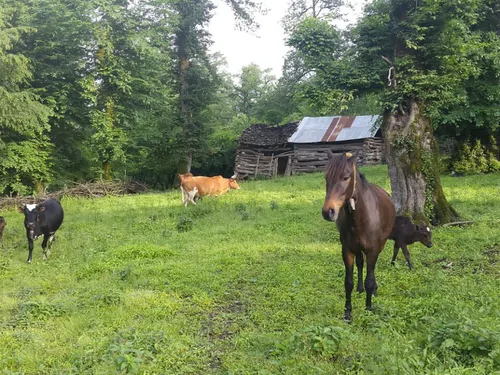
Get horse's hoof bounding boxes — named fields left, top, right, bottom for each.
left=391, top=261, right=395, bottom=266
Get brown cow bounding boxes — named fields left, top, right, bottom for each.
left=179, top=173, right=240, bottom=206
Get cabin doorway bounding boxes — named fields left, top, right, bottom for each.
left=277, top=156, right=289, bottom=176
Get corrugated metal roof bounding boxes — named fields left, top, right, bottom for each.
left=288, top=115, right=380, bottom=143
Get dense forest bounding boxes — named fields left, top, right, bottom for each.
left=0, top=0, right=499, bottom=201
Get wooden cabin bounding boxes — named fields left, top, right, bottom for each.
left=234, top=115, right=383, bottom=177
left=234, top=122, right=299, bottom=178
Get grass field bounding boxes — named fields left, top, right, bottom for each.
left=0, top=165, right=499, bottom=374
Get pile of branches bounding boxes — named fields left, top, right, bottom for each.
left=0, top=180, right=148, bottom=210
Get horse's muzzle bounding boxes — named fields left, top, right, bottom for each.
left=322, top=208, right=336, bottom=222
left=427, top=243, right=433, bottom=248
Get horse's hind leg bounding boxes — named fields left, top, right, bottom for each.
left=364, top=252, right=380, bottom=311
left=355, top=252, right=364, bottom=293
left=342, top=249, right=355, bottom=321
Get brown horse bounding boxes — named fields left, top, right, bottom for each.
left=322, top=151, right=395, bottom=321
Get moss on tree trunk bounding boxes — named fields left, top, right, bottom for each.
left=103, top=161, right=111, bottom=181
left=383, top=99, right=460, bottom=225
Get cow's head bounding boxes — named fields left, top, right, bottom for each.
left=415, top=222, right=433, bottom=248
left=229, top=178, right=240, bottom=190
left=179, top=173, right=193, bottom=181
left=18, top=204, right=44, bottom=240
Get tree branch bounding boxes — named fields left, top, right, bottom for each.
left=441, top=220, right=474, bottom=227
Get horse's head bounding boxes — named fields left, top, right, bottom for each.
left=322, top=151, right=358, bottom=222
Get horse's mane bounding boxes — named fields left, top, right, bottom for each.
left=325, top=154, right=351, bottom=182
left=326, top=154, right=369, bottom=186
left=358, top=172, right=368, bottom=186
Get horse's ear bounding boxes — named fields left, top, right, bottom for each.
left=327, top=149, right=334, bottom=159
left=346, top=151, right=358, bottom=163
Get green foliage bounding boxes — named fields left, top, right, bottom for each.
left=233, top=63, right=276, bottom=117
left=452, top=139, right=500, bottom=175
left=177, top=215, right=194, bottom=232
left=289, top=325, right=346, bottom=358
left=286, top=17, right=354, bottom=115
left=428, top=316, right=500, bottom=367
left=0, top=5, right=53, bottom=194
left=282, top=0, right=346, bottom=34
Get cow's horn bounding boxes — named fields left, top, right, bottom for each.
left=231, top=171, right=237, bottom=179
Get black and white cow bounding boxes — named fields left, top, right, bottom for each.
left=18, top=199, right=64, bottom=263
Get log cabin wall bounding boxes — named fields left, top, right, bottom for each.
left=235, top=146, right=294, bottom=178
left=291, top=138, right=383, bottom=174
left=234, top=122, right=299, bottom=178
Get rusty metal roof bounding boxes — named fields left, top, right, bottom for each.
left=288, top=115, right=380, bottom=143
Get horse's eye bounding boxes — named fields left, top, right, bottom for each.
left=343, top=176, right=350, bottom=181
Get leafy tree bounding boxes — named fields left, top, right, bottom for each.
left=351, top=0, right=496, bottom=224
left=282, top=0, right=346, bottom=34
left=14, top=0, right=96, bottom=183
left=13, top=0, right=177, bottom=185
left=286, top=17, right=353, bottom=115
left=0, top=6, right=53, bottom=195
left=281, top=0, right=348, bottom=121
left=170, top=0, right=264, bottom=174
left=435, top=0, right=500, bottom=141
left=234, top=63, right=276, bottom=117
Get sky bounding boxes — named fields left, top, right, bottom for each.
left=209, top=0, right=368, bottom=78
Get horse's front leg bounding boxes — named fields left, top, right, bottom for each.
left=364, top=251, right=380, bottom=311
left=355, top=252, right=364, bottom=293
left=342, top=249, right=355, bottom=321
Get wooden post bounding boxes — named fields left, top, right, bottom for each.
left=255, top=154, right=261, bottom=177
left=285, top=156, right=292, bottom=176
left=269, top=153, right=274, bottom=176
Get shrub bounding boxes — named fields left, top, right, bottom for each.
left=176, top=215, right=194, bottom=232
left=290, top=325, right=346, bottom=358
left=452, top=138, right=500, bottom=175
left=428, top=317, right=500, bottom=367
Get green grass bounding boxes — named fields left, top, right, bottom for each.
left=0, top=165, right=499, bottom=374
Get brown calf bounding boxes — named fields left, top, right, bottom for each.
left=389, top=215, right=433, bottom=270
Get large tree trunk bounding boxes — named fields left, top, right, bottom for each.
left=176, top=33, right=193, bottom=174
left=382, top=99, right=460, bottom=225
